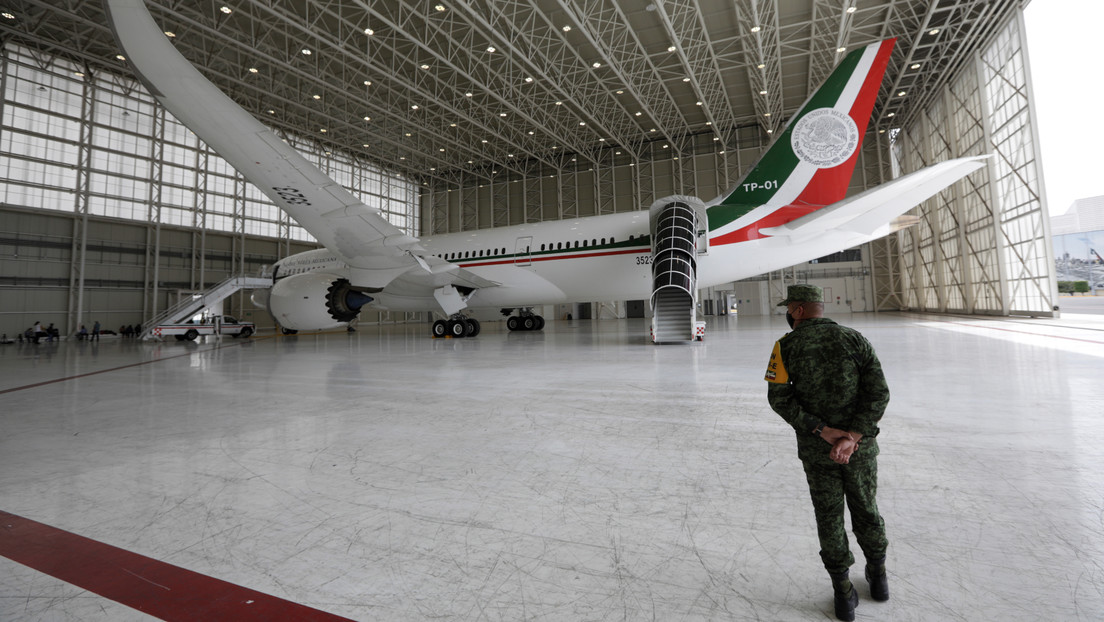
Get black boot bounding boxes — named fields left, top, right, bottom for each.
left=865, top=556, right=889, bottom=601
left=829, top=570, right=858, bottom=621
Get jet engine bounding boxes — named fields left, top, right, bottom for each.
left=264, top=272, right=374, bottom=331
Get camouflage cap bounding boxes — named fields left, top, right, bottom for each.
left=777, top=284, right=823, bottom=306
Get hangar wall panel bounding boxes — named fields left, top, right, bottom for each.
left=889, top=14, right=1056, bottom=316
left=422, top=125, right=766, bottom=233
left=0, top=208, right=322, bottom=336
left=0, top=43, right=423, bottom=336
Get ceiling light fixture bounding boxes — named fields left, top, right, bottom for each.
left=364, top=116, right=371, bottom=121
left=751, top=26, right=761, bottom=33
left=592, top=62, right=601, bottom=68
left=364, top=80, right=372, bottom=86
left=846, top=6, right=857, bottom=13
left=910, top=63, right=921, bottom=69
left=667, top=45, right=676, bottom=52
left=164, top=31, right=176, bottom=38
left=312, top=94, right=321, bottom=99
left=220, top=6, right=232, bottom=14
left=364, top=28, right=374, bottom=35
left=420, top=64, right=430, bottom=69
left=486, top=46, right=496, bottom=53
left=435, top=4, right=446, bottom=11
left=116, top=54, right=126, bottom=61
left=928, top=28, right=940, bottom=35
left=248, top=67, right=258, bottom=73
left=302, top=49, right=312, bottom=55
left=562, top=25, right=571, bottom=32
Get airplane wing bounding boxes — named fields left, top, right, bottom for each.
left=104, top=0, right=496, bottom=292
left=759, top=155, right=991, bottom=243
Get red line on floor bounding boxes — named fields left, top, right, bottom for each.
left=0, top=510, right=355, bottom=622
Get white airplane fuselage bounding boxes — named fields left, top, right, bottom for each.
left=270, top=207, right=887, bottom=313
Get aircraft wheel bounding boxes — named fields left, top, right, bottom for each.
left=281, top=327, right=298, bottom=335
left=465, top=318, right=481, bottom=338
left=240, top=327, right=253, bottom=338
left=174, top=335, right=186, bottom=341
left=506, top=317, right=520, bottom=332
left=184, top=329, right=199, bottom=341
left=534, top=316, right=545, bottom=331
left=522, top=316, right=536, bottom=330
left=432, top=320, right=448, bottom=338
left=447, top=320, right=466, bottom=338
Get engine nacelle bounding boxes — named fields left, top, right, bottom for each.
left=266, top=272, right=374, bottom=331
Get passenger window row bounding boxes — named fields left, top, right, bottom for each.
left=539, top=236, right=617, bottom=252
left=435, top=234, right=647, bottom=261
left=437, top=247, right=509, bottom=261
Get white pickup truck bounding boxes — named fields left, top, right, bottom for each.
left=151, top=315, right=255, bottom=341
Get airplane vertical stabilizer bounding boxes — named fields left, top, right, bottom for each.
left=706, top=39, right=896, bottom=242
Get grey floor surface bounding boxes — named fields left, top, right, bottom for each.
left=1, top=308, right=1102, bottom=621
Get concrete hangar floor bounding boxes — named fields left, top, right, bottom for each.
left=0, top=310, right=1101, bottom=621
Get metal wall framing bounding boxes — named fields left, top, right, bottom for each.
left=875, top=14, right=1057, bottom=317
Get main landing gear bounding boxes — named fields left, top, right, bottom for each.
left=502, top=308, right=545, bottom=332
left=432, top=316, right=481, bottom=338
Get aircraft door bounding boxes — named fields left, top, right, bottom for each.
left=514, top=236, right=533, bottom=266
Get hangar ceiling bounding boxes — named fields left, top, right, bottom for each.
left=2, top=0, right=1022, bottom=189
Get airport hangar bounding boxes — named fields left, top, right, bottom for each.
left=1, top=2, right=1099, bottom=622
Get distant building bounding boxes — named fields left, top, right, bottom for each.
left=1051, top=196, right=1104, bottom=290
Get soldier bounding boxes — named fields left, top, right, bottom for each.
left=764, top=284, right=890, bottom=621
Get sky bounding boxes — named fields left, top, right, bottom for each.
left=1023, top=0, right=1104, bottom=215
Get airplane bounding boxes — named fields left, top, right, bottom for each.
left=105, top=0, right=988, bottom=340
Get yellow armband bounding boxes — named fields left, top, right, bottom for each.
left=764, top=341, right=789, bottom=384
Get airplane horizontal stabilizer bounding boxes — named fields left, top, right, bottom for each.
left=759, top=155, right=991, bottom=242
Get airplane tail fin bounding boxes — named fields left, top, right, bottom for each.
left=709, top=39, right=896, bottom=217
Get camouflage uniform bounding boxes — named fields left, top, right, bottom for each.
left=765, top=308, right=890, bottom=575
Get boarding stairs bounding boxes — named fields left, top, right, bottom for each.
left=650, top=200, right=699, bottom=343
left=140, top=275, right=272, bottom=341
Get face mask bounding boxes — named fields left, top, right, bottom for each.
left=786, top=312, right=795, bottom=329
